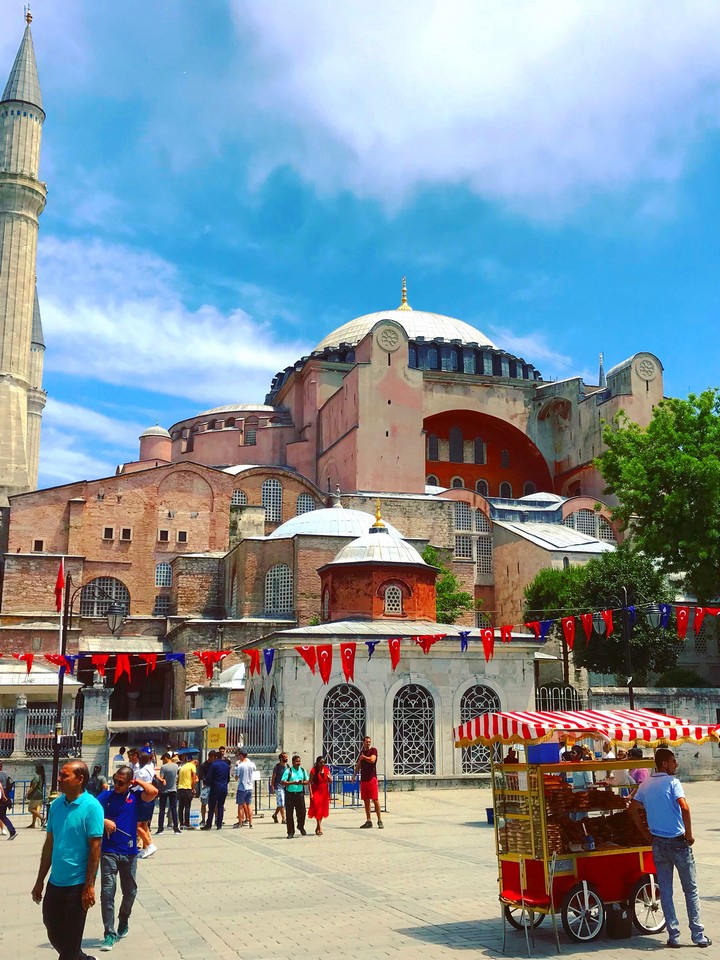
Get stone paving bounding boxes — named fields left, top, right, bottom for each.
left=1, top=782, right=719, bottom=959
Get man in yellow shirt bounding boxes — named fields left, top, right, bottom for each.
left=177, top=757, right=198, bottom=829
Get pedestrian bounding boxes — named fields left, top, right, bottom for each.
left=198, top=750, right=216, bottom=826
left=628, top=746, right=650, bottom=785
left=0, top=773, right=17, bottom=840
left=0, top=760, right=14, bottom=836
left=88, top=764, right=109, bottom=798
left=31, top=760, right=104, bottom=960
left=26, top=763, right=46, bottom=828
left=233, top=748, right=257, bottom=829
left=130, top=750, right=157, bottom=858
left=177, top=755, right=197, bottom=829
left=271, top=752, right=289, bottom=824
left=218, top=745, right=231, bottom=766
left=354, top=735, right=383, bottom=829
left=201, top=750, right=231, bottom=830
left=308, top=756, right=332, bottom=836
left=156, top=753, right=180, bottom=835
left=281, top=754, right=309, bottom=839
left=629, top=747, right=712, bottom=949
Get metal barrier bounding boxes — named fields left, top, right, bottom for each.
left=0, top=707, right=15, bottom=757
left=263, top=767, right=387, bottom=813
left=3, top=779, right=47, bottom=817
left=225, top=707, right=277, bottom=753
left=25, top=707, right=84, bottom=758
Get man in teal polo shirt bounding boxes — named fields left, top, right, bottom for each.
left=32, top=760, right=105, bottom=960
left=281, top=754, right=309, bottom=839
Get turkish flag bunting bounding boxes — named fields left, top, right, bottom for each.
left=55, top=559, right=65, bottom=612
left=92, top=654, right=109, bottom=677
left=193, top=650, right=230, bottom=680
left=480, top=628, right=495, bottom=662
left=246, top=649, right=261, bottom=677
left=13, top=653, right=34, bottom=674
left=600, top=609, right=614, bottom=637
left=114, top=654, right=131, bottom=685
left=138, top=654, right=157, bottom=676
left=580, top=613, right=593, bottom=644
left=340, top=642, right=356, bottom=682
left=676, top=606, right=690, bottom=639
left=414, top=635, right=441, bottom=655
left=500, top=625, right=514, bottom=643
left=295, top=645, right=317, bottom=675
left=705, top=607, right=720, bottom=617
left=388, top=637, right=401, bottom=671
left=694, top=607, right=706, bottom=635
left=263, top=648, right=275, bottom=674
left=524, top=621, right=541, bottom=641
left=45, top=654, right=73, bottom=673
left=317, top=645, right=333, bottom=684
left=561, top=617, right=576, bottom=651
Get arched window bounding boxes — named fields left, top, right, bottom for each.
left=449, top=426, right=464, bottom=463
left=262, top=478, right=283, bottom=522
left=563, top=557, right=570, bottom=570
left=155, top=562, right=172, bottom=587
left=441, top=346, right=459, bottom=372
left=461, top=685, right=501, bottom=773
left=475, top=479, right=489, bottom=497
left=451, top=477, right=464, bottom=489
left=474, top=510, right=490, bottom=534
left=207, top=419, right=216, bottom=431
left=454, top=501, right=472, bottom=531
left=499, top=482, right=512, bottom=499
left=259, top=688, right=266, bottom=709
left=523, top=481, right=537, bottom=496
left=231, top=489, right=247, bottom=506
left=426, top=475, right=439, bottom=486
left=264, top=564, right=293, bottom=614
left=427, top=347, right=438, bottom=368
left=296, top=493, right=316, bottom=515
left=500, top=449, right=510, bottom=469
left=270, top=686, right=277, bottom=709
left=598, top=517, right=616, bottom=542
left=322, top=684, right=367, bottom=764
left=384, top=584, right=403, bottom=615
left=322, top=588, right=330, bottom=621
left=393, top=684, right=435, bottom=774
left=575, top=509, right=596, bottom=536
left=79, top=577, right=130, bottom=618
left=225, top=417, right=236, bottom=428
left=248, top=689, right=255, bottom=709
left=427, top=434, right=439, bottom=461
left=474, top=438, right=486, bottom=465
left=245, top=416, right=258, bottom=445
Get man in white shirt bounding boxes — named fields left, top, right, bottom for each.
left=233, top=750, right=257, bottom=830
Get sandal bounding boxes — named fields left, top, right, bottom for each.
left=315, top=827, right=321, bottom=835
left=272, top=813, right=278, bottom=823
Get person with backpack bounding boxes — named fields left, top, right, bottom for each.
left=0, top=773, right=17, bottom=840
left=26, top=764, right=46, bottom=828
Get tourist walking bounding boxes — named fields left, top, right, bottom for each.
left=0, top=773, right=17, bottom=839
left=271, top=752, right=289, bottom=824
left=281, top=754, right=309, bottom=839
left=88, top=764, right=109, bottom=798
left=199, top=750, right=216, bottom=826
left=233, top=749, right=257, bottom=829
left=629, top=748, right=712, bottom=948
left=26, top=763, right=46, bottom=828
left=177, top=755, right=197, bottom=828
left=354, top=736, right=383, bottom=829
left=128, top=750, right=157, bottom=858
left=308, top=756, right=332, bottom=835
left=202, top=751, right=231, bottom=830
left=156, top=753, right=180, bottom=834
left=31, top=761, right=104, bottom=960
left=96, top=764, right=158, bottom=952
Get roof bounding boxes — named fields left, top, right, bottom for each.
left=0, top=658, right=81, bottom=693
left=139, top=425, right=171, bottom=439
left=329, top=529, right=426, bottom=566
left=199, top=404, right=277, bottom=416
left=2, top=24, right=43, bottom=110
left=243, top=619, right=535, bottom=642
left=315, top=309, right=497, bottom=351
left=107, top=720, right=208, bottom=734
left=268, top=507, right=403, bottom=540
left=79, top=637, right=172, bottom=654
left=493, top=520, right=615, bottom=554
left=31, top=286, right=44, bottom=347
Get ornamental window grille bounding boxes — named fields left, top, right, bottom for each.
left=449, top=426, right=464, bottom=463
left=451, top=477, right=464, bottom=489
left=476, top=535, right=493, bottom=576
left=393, top=684, right=436, bottom=774
left=575, top=509, right=597, bottom=536
left=462, top=349, right=476, bottom=374
left=455, top=534, right=473, bottom=560
left=259, top=688, right=266, bottom=709
left=523, top=481, right=537, bottom=496
left=427, top=434, right=439, bottom=461
left=245, top=417, right=258, bottom=445
left=230, top=578, right=238, bottom=617
left=270, top=686, right=277, bottom=710
left=79, top=577, right=130, bottom=618
left=153, top=595, right=170, bottom=617
left=562, top=515, right=574, bottom=528
left=322, top=684, right=367, bottom=765
left=598, top=517, right=616, bottom=542
left=264, top=564, right=293, bottom=614
left=500, top=449, right=510, bottom=469
left=476, top=479, right=489, bottom=496
left=296, top=493, right=316, bottom=515
left=461, top=684, right=501, bottom=773
left=499, top=482, right=512, bottom=499
left=322, top=588, right=330, bottom=620
left=474, top=510, right=490, bottom=534
left=248, top=689, right=255, bottom=709
left=262, top=478, right=283, bottom=523
left=454, top=501, right=472, bottom=531
left=695, top=622, right=709, bottom=656
left=231, top=489, right=247, bottom=506
left=155, top=562, right=172, bottom=587
left=441, top=346, right=458, bottom=372
left=384, top=584, right=403, bottom=615
left=427, top=347, right=438, bottom=368
left=474, top=438, right=486, bottom=465
left=426, top=475, right=439, bottom=486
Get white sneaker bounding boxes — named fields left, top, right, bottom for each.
left=140, top=843, right=157, bottom=859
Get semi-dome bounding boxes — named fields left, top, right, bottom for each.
left=330, top=528, right=427, bottom=566
left=268, top=507, right=403, bottom=540
left=139, top=425, right=171, bottom=440
left=315, top=309, right=497, bottom=352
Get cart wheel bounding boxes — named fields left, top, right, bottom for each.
left=561, top=882, right=605, bottom=942
left=630, top=874, right=666, bottom=934
left=504, top=905, right=545, bottom=930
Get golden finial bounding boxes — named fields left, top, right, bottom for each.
left=397, top=276, right=412, bottom=311
left=25, top=4, right=33, bottom=24
left=372, top=498, right=385, bottom=529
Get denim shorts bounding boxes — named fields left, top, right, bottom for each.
left=275, top=786, right=286, bottom=806
left=200, top=786, right=210, bottom=803
left=236, top=789, right=253, bottom=806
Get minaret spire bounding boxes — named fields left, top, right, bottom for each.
left=2, top=10, right=43, bottom=111
left=397, top=276, right=412, bottom=311
left=598, top=352, right=606, bottom=388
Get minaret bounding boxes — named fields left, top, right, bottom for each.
left=0, top=9, right=47, bottom=502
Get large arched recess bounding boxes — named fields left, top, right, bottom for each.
left=423, top=410, right=553, bottom=495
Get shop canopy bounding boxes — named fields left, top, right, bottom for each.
left=453, top=707, right=719, bottom=749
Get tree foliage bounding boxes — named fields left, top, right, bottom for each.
left=523, top=545, right=676, bottom=683
left=654, top=667, right=712, bottom=689
left=422, top=545, right=475, bottom=624
left=599, top=389, right=720, bottom=603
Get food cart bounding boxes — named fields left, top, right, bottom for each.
left=453, top=708, right=718, bottom=951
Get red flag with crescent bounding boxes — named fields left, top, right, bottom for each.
left=193, top=650, right=230, bottom=680
left=295, top=645, right=317, bottom=675
left=246, top=649, right=261, bottom=677
left=138, top=654, right=157, bottom=676
left=388, top=637, right=401, bottom=671
left=676, top=606, right=690, bottom=639
left=480, top=627, right=495, bottom=662
left=580, top=613, right=594, bottom=644
left=317, top=645, right=333, bottom=684
left=92, top=654, right=109, bottom=678
left=340, top=642, right=356, bottom=682
left=500, top=625, right=513, bottom=643
left=414, top=635, right=440, bottom=655
left=600, top=609, right=614, bottom=637
left=561, top=617, right=576, bottom=651
left=524, top=621, right=540, bottom=641
left=45, top=654, right=73, bottom=673
left=694, top=607, right=706, bottom=635
left=13, top=652, right=34, bottom=674
left=114, top=654, right=131, bottom=685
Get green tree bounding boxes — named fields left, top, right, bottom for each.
left=599, top=389, right=720, bottom=603
left=654, top=667, right=712, bottom=689
left=523, top=545, right=676, bottom=683
left=422, top=545, right=475, bottom=624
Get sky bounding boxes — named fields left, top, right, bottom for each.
left=2, top=1, right=720, bottom=488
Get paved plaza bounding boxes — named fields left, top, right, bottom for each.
left=1, top=781, right=719, bottom=959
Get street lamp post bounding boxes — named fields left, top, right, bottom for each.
left=620, top=585, right=634, bottom=710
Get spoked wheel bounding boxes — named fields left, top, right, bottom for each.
left=504, top=904, right=545, bottom=930
left=561, top=882, right=605, bottom=942
left=630, top=874, right=666, bottom=934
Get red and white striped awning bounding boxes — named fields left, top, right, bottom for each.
left=453, top=707, right=718, bottom=748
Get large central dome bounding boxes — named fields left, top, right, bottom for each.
left=315, top=309, right=497, bottom=352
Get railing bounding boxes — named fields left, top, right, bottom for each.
left=225, top=706, right=277, bottom=753
left=535, top=685, right=584, bottom=712
left=0, top=707, right=15, bottom=757
left=25, top=708, right=84, bottom=758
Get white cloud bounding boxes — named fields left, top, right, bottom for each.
left=39, top=428, right=117, bottom=488
left=488, top=324, right=577, bottom=379
left=229, top=0, right=720, bottom=215
left=43, top=398, right=145, bottom=450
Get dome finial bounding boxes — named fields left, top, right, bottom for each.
left=372, top=498, right=386, bottom=530
left=24, top=4, right=32, bottom=24
left=397, top=276, right=412, bottom=311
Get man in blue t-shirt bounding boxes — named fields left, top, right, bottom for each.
left=201, top=752, right=231, bottom=830
left=629, top=747, right=712, bottom=949
left=31, top=760, right=105, bottom=960
left=96, top=764, right=158, bottom=951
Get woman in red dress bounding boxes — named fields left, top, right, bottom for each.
left=308, top=756, right=332, bottom=835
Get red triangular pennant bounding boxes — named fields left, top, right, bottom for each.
left=676, top=605, right=690, bottom=639
left=246, top=649, right=261, bottom=677
left=54, top=559, right=65, bottom=612
left=480, top=627, right=495, bottom=662
left=694, top=607, right=706, bottom=635
left=92, top=654, right=109, bottom=678
left=580, top=613, right=594, bottom=644
left=295, top=645, right=317, bottom=675
left=114, top=654, right=131, bottom=685
left=138, top=653, right=157, bottom=676
left=500, top=625, right=514, bottom=643
left=388, top=637, right=401, bottom=671
left=317, top=645, right=333, bottom=684
left=45, top=654, right=73, bottom=673
left=561, top=616, right=576, bottom=651
left=340, top=642, right=356, bottom=682
left=600, top=609, right=614, bottom=637
left=524, top=621, right=540, bottom=641
left=414, top=634, right=441, bottom=655
left=13, top=653, right=34, bottom=674
left=193, top=650, right=230, bottom=680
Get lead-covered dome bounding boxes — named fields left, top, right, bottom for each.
left=139, top=425, right=171, bottom=440
left=315, top=309, right=497, bottom=352
left=330, top=528, right=427, bottom=566
left=268, top=507, right=403, bottom=540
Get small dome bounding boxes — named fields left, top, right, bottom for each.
left=330, top=529, right=427, bottom=566
left=315, top=309, right=497, bottom=352
left=139, top=425, right=171, bottom=440
left=268, top=508, right=403, bottom=540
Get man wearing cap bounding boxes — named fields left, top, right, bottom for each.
left=233, top=749, right=257, bottom=829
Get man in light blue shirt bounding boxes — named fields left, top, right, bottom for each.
left=629, top=748, right=711, bottom=949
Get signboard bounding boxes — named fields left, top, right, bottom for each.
left=206, top=727, right=227, bottom=750
left=82, top=730, right=107, bottom=746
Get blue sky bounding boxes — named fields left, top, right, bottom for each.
left=3, top=1, right=720, bottom=488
